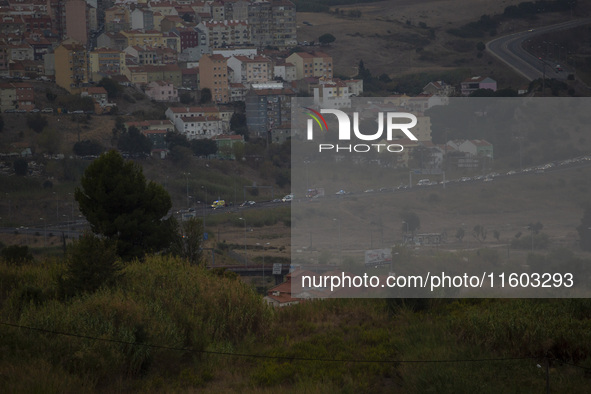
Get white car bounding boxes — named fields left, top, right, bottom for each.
left=282, top=194, right=293, bottom=202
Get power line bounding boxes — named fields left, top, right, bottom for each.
left=1, top=321, right=538, bottom=364
left=554, top=359, right=591, bottom=372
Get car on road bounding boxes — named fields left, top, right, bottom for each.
left=240, top=200, right=256, bottom=207
left=42, top=108, right=53, bottom=113
left=211, top=200, right=227, bottom=209
left=282, top=194, right=294, bottom=202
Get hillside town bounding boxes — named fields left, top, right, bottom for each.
left=0, top=0, right=502, bottom=169
left=2, top=0, right=591, bottom=391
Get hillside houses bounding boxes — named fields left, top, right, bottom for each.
left=165, top=105, right=232, bottom=139
left=460, top=76, right=497, bottom=96
left=0, top=0, right=503, bottom=161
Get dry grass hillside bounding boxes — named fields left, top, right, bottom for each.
left=296, top=0, right=586, bottom=88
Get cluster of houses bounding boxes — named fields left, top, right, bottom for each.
left=0, top=0, right=367, bottom=145
left=0, top=0, right=502, bottom=164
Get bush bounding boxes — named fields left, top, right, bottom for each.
left=1, top=245, right=33, bottom=265
left=73, top=140, right=104, bottom=156
left=13, top=158, right=28, bottom=176
left=26, top=113, right=48, bottom=133
left=0, top=255, right=272, bottom=388
left=59, top=233, right=122, bottom=297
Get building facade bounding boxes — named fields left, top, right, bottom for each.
left=199, top=54, right=229, bottom=103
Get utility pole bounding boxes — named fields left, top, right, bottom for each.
left=239, top=217, right=247, bottom=266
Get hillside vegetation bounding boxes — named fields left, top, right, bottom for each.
left=1, top=255, right=591, bottom=392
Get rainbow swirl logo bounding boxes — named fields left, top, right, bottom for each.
left=303, top=107, right=328, bottom=133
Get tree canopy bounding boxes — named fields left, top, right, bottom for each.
left=13, top=158, right=28, bottom=176
left=318, top=33, right=336, bottom=45
left=74, top=151, right=177, bottom=260
left=73, top=139, right=104, bottom=156
left=199, top=88, right=212, bottom=104
left=191, top=139, right=218, bottom=157
left=98, top=77, right=123, bottom=99
left=117, top=126, right=153, bottom=157
left=400, top=211, right=420, bottom=234
left=26, top=113, right=48, bottom=133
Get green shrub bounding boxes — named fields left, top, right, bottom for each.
left=58, top=233, right=122, bottom=298
left=1, top=255, right=273, bottom=387
left=1, top=245, right=33, bottom=265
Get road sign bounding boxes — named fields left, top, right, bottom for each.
left=272, top=263, right=282, bottom=275
left=203, top=233, right=208, bottom=240
left=364, top=248, right=392, bottom=267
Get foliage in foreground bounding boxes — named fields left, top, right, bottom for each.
left=74, top=151, right=177, bottom=261
left=0, top=255, right=271, bottom=390
left=1, top=254, right=591, bottom=392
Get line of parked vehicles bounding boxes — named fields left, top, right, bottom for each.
left=328, top=154, right=591, bottom=195
left=176, top=154, right=591, bottom=216
left=4, top=108, right=92, bottom=114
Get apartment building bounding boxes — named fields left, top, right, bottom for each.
left=199, top=54, right=229, bottom=103
left=227, top=55, right=271, bottom=86
left=55, top=42, right=88, bottom=93
left=245, top=88, right=295, bottom=138
left=198, top=20, right=250, bottom=48
left=286, top=51, right=333, bottom=80
left=89, top=47, right=125, bottom=81
left=248, top=0, right=296, bottom=49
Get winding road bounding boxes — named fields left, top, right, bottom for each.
left=486, top=18, right=591, bottom=81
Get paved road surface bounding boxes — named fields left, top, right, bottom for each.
left=487, top=18, right=591, bottom=81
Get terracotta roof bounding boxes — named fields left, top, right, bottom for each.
left=203, top=54, right=226, bottom=61
left=265, top=293, right=302, bottom=304
left=92, top=47, right=122, bottom=53
left=163, top=15, right=184, bottom=23
left=85, top=87, right=108, bottom=94
left=182, top=67, right=199, bottom=74
left=168, top=106, right=219, bottom=113
left=147, top=119, right=173, bottom=126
